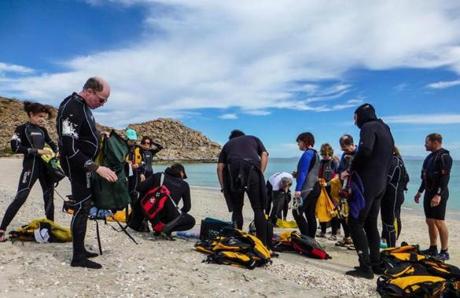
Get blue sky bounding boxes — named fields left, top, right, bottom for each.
left=1, top=0, right=460, bottom=158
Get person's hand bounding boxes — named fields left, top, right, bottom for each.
left=38, top=148, right=54, bottom=157
left=294, top=191, right=301, bottom=199
left=101, top=131, right=110, bottom=138
left=140, top=174, right=146, bottom=182
left=96, top=166, right=117, bottom=182
left=340, top=170, right=350, bottom=180
left=414, top=192, right=422, bottom=204
left=431, top=195, right=441, bottom=207
left=132, top=163, right=139, bottom=170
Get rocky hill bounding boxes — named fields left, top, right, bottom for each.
left=0, top=96, right=221, bottom=161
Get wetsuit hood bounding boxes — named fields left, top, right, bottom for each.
left=354, top=103, right=377, bottom=128
left=165, top=163, right=187, bottom=179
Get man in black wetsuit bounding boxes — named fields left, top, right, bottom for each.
left=57, top=77, right=117, bottom=269
left=217, top=130, right=270, bottom=247
left=343, top=103, right=394, bottom=279
left=414, top=133, right=452, bottom=261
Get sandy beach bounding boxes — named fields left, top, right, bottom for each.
left=0, top=157, right=459, bottom=298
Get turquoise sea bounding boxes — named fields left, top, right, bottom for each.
left=154, top=158, right=460, bottom=211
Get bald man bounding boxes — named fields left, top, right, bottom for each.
left=57, top=77, right=117, bottom=269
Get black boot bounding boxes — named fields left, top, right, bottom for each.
left=84, top=250, right=99, bottom=258
left=346, top=254, right=374, bottom=279
left=71, top=258, right=102, bottom=269
left=346, top=266, right=374, bottom=279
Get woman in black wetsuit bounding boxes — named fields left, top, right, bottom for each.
left=0, top=101, right=57, bottom=242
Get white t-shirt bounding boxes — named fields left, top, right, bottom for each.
left=268, top=172, right=294, bottom=191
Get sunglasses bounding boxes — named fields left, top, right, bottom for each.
left=92, top=90, right=107, bottom=104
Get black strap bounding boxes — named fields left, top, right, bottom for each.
left=95, top=220, right=103, bottom=255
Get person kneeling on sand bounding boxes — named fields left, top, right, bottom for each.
left=132, top=163, right=195, bottom=238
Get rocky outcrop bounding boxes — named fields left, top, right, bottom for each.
left=127, top=119, right=221, bottom=161
left=0, top=96, right=221, bottom=160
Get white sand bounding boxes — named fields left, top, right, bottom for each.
left=0, top=157, right=458, bottom=297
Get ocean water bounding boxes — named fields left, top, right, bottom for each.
left=153, top=158, right=460, bottom=211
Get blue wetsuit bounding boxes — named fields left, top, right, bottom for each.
left=293, top=148, right=320, bottom=237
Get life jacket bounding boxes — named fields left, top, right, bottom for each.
left=381, top=244, right=425, bottom=268
left=315, top=178, right=337, bottom=223
left=125, top=145, right=143, bottom=166
left=272, top=231, right=331, bottom=260
left=195, top=229, right=271, bottom=270
left=9, top=218, right=72, bottom=243
left=378, top=243, right=460, bottom=297
left=275, top=219, right=298, bottom=229
left=377, top=274, right=447, bottom=297
left=139, top=174, right=177, bottom=233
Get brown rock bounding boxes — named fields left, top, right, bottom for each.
left=0, top=96, right=220, bottom=161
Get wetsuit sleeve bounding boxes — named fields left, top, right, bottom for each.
left=295, top=150, right=313, bottom=192
left=337, top=154, right=346, bottom=173
left=418, top=178, right=425, bottom=193
left=332, top=159, right=339, bottom=178
left=350, top=125, right=375, bottom=172
left=10, top=125, right=32, bottom=155
left=151, top=142, right=163, bottom=155
left=436, top=153, right=453, bottom=196
left=218, top=145, right=227, bottom=164
left=402, top=165, right=410, bottom=190
left=43, top=127, right=58, bottom=152
left=59, top=103, right=93, bottom=170
left=136, top=173, right=160, bottom=193
left=418, top=158, right=427, bottom=193
left=180, top=182, right=191, bottom=213
left=254, top=137, right=269, bottom=156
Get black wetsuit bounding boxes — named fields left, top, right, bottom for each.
left=57, top=93, right=100, bottom=261
left=132, top=171, right=195, bottom=234
left=1, top=123, right=57, bottom=230
left=140, top=143, right=163, bottom=178
left=349, top=104, right=394, bottom=269
left=337, top=150, right=356, bottom=239
left=126, top=145, right=142, bottom=203
left=219, top=135, right=269, bottom=246
left=418, top=148, right=452, bottom=220
left=381, top=154, right=409, bottom=247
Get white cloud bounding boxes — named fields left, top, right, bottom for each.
left=1, top=1, right=460, bottom=126
left=219, top=113, right=238, bottom=120
left=243, top=110, right=271, bottom=116
left=426, top=79, right=460, bottom=89
left=0, top=62, right=34, bottom=75
left=384, top=114, right=460, bottom=124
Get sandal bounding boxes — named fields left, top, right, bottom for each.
left=0, top=230, right=7, bottom=242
